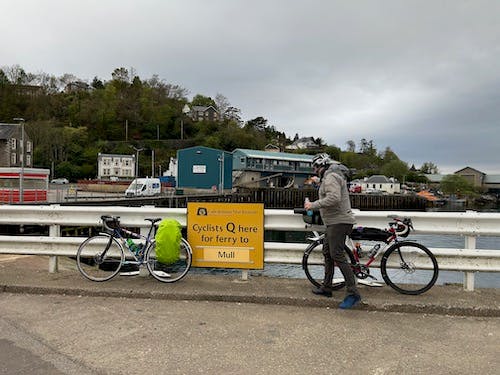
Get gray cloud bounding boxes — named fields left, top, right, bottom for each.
left=2, top=0, right=500, bottom=173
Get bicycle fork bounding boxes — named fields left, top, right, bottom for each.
left=95, top=235, right=115, bottom=264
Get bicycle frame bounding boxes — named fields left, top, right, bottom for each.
left=101, top=221, right=156, bottom=265
left=306, top=217, right=410, bottom=275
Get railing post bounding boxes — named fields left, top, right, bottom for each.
left=241, top=269, right=249, bottom=281
left=464, top=235, right=477, bottom=291
left=139, top=225, right=150, bottom=277
left=49, top=224, right=60, bottom=273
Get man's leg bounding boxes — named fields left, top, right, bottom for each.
left=321, top=238, right=333, bottom=291
left=311, top=237, right=334, bottom=297
left=326, top=224, right=360, bottom=297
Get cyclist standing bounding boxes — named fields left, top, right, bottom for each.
left=304, top=153, right=361, bottom=309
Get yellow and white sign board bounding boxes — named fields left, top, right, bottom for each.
left=187, top=202, right=264, bottom=269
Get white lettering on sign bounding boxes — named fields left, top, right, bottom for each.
left=192, top=165, right=206, bottom=174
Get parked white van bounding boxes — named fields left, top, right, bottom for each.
left=125, top=178, right=161, bottom=197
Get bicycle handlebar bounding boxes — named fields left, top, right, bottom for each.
left=101, top=215, right=121, bottom=233
left=388, top=217, right=413, bottom=237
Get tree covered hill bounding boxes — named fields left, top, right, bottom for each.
left=0, top=65, right=432, bottom=182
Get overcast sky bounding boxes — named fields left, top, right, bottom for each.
left=2, top=0, right=500, bottom=174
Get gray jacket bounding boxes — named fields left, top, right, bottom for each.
left=310, top=164, right=356, bottom=225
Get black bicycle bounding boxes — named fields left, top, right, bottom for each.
left=294, top=209, right=439, bottom=295
left=76, top=215, right=192, bottom=283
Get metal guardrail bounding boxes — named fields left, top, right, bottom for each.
left=0, top=205, right=499, bottom=291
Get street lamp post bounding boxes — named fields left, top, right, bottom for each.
left=218, top=152, right=225, bottom=195
left=151, top=149, right=155, bottom=178
left=181, top=104, right=190, bottom=140
left=131, top=146, right=144, bottom=195
left=13, top=118, right=25, bottom=203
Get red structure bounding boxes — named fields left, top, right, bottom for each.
left=0, top=167, right=49, bottom=203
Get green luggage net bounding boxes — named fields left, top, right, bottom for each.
left=154, top=219, right=181, bottom=264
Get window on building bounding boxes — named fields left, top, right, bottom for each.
left=10, top=139, right=16, bottom=150
left=11, top=153, right=16, bottom=164
left=26, top=155, right=31, bottom=166
left=26, top=141, right=32, bottom=152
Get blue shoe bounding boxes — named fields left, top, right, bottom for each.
left=339, top=294, right=361, bottom=309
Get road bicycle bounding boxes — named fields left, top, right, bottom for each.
left=76, top=215, right=192, bottom=283
left=294, top=209, right=439, bottom=295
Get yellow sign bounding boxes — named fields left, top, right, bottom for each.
left=187, top=202, right=264, bottom=269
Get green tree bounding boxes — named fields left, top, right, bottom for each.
left=381, top=160, right=408, bottom=181
left=359, top=138, right=376, bottom=156
left=421, top=162, right=439, bottom=174
left=0, top=69, right=9, bottom=85
left=245, top=116, right=268, bottom=131
left=346, top=140, right=356, bottom=152
left=405, top=171, right=428, bottom=183
left=440, top=175, right=476, bottom=197
left=91, top=77, right=104, bottom=89
left=323, top=145, right=341, bottom=161
left=191, top=94, right=216, bottom=107
left=380, top=147, right=400, bottom=163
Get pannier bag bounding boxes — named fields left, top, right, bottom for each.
left=154, top=219, right=182, bottom=264
left=303, top=211, right=324, bottom=226
left=349, top=226, right=392, bottom=243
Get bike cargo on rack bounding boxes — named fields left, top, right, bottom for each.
left=349, top=226, right=393, bottom=242
left=155, top=219, right=182, bottom=264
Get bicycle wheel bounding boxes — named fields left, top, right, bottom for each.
left=145, top=238, right=192, bottom=283
left=76, top=234, right=124, bottom=282
left=380, top=241, right=439, bottom=295
left=302, top=240, right=355, bottom=290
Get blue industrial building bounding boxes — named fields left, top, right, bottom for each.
left=176, top=146, right=232, bottom=191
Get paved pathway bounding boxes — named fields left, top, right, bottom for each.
left=0, top=255, right=499, bottom=374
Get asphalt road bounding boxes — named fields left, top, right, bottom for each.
left=0, top=292, right=498, bottom=375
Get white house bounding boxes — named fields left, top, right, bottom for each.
left=97, top=153, right=135, bottom=180
left=285, top=137, right=318, bottom=150
left=362, top=175, right=401, bottom=194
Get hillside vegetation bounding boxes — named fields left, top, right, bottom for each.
left=1, top=65, right=433, bottom=182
